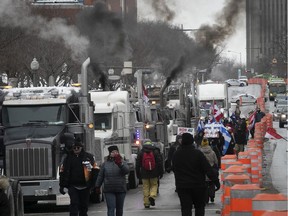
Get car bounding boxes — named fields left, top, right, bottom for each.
left=230, top=93, right=257, bottom=104
left=273, top=100, right=288, bottom=120
left=274, top=94, right=288, bottom=107
left=225, top=79, right=247, bottom=87
left=279, top=106, right=288, bottom=128
left=238, top=76, right=248, bottom=85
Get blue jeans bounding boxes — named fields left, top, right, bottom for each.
left=104, top=192, right=126, bottom=216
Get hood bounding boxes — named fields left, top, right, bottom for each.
left=0, top=176, right=10, bottom=190
left=200, top=145, right=214, bottom=154
left=4, top=125, right=65, bottom=143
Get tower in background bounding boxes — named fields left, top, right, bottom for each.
left=246, top=0, right=287, bottom=77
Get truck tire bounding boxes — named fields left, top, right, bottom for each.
left=11, top=180, right=24, bottom=216
left=128, top=171, right=138, bottom=189
left=5, top=185, right=15, bottom=216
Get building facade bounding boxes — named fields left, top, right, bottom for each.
left=30, top=0, right=137, bottom=25
left=246, top=0, right=287, bottom=76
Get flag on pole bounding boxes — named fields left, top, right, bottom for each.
left=220, top=125, right=232, bottom=155
left=197, top=120, right=205, bottom=133
left=248, top=109, right=256, bottom=130
left=212, top=103, right=224, bottom=122
left=142, top=84, right=149, bottom=104
left=265, top=128, right=283, bottom=139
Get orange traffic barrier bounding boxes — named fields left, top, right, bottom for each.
left=222, top=174, right=251, bottom=216
left=262, top=211, right=288, bottom=215
left=223, top=165, right=247, bottom=179
left=252, top=193, right=288, bottom=216
left=238, top=152, right=251, bottom=175
left=222, top=161, right=243, bottom=170
left=221, top=155, right=237, bottom=170
left=230, top=184, right=261, bottom=215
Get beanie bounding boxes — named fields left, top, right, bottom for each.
left=73, top=137, right=83, bottom=147
left=176, top=134, right=182, bottom=142
left=108, top=145, right=119, bottom=153
left=181, top=133, right=194, bottom=145
left=201, top=138, right=209, bottom=147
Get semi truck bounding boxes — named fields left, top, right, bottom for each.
left=268, top=77, right=286, bottom=100
left=0, top=57, right=98, bottom=208
left=197, top=82, right=229, bottom=118
left=89, top=90, right=139, bottom=189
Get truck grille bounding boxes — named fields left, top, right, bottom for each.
left=6, top=145, right=51, bottom=179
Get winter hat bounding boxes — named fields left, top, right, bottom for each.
left=73, top=137, right=83, bottom=147
left=108, top=145, right=119, bottom=153
left=181, top=133, right=194, bottom=145
left=201, top=138, right=209, bottom=147
left=143, top=139, right=154, bottom=146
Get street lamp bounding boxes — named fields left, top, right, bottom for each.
left=30, top=58, right=39, bottom=87
left=228, top=50, right=242, bottom=65
left=228, top=50, right=242, bottom=78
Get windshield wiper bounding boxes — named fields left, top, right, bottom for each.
left=23, top=120, right=49, bottom=127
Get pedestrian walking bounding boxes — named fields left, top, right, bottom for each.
left=172, top=133, right=220, bottom=216
left=234, top=118, right=248, bottom=157
left=95, top=145, right=129, bottom=216
left=59, top=138, right=99, bottom=216
left=0, top=175, right=10, bottom=216
left=199, top=138, right=219, bottom=204
left=165, top=134, right=182, bottom=173
left=250, top=107, right=265, bottom=138
left=136, top=140, right=163, bottom=208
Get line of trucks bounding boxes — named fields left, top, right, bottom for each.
left=0, top=58, right=230, bottom=215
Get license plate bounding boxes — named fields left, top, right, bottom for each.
left=35, top=189, right=48, bottom=196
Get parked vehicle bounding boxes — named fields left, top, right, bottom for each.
left=273, top=100, right=288, bottom=120
left=238, top=75, right=248, bottom=85
left=279, top=106, right=288, bottom=128
left=230, top=93, right=257, bottom=104
left=274, top=94, right=288, bottom=107
left=225, top=79, right=246, bottom=87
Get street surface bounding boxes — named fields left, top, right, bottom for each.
left=24, top=85, right=287, bottom=215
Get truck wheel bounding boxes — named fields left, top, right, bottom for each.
left=128, top=171, right=138, bottom=189
left=11, top=180, right=24, bottom=216
left=5, top=185, right=15, bottom=216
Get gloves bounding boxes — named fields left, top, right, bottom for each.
left=95, top=187, right=101, bottom=194
left=214, top=180, right=221, bottom=191
left=114, top=154, right=122, bottom=166
left=59, top=187, right=66, bottom=195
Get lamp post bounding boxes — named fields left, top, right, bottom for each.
left=30, top=58, right=39, bottom=87
left=228, top=50, right=242, bottom=78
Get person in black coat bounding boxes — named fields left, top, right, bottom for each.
left=172, top=133, right=220, bottom=216
left=0, top=176, right=10, bottom=216
left=59, top=138, right=99, bottom=216
left=165, top=134, right=182, bottom=173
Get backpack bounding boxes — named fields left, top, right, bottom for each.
left=142, top=151, right=156, bottom=171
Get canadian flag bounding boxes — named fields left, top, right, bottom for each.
left=213, top=103, right=224, bottom=122
left=265, top=128, right=283, bottom=139
left=143, top=85, right=149, bottom=104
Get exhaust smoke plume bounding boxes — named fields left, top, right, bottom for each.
left=195, top=0, right=245, bottom=47
left=76, top=2, right=129, bottom=89
left=0, top=0, right=89, bottom=62
left=146, top=0, right=175, bottom=22
left=165, top=56, right=185, bottom=87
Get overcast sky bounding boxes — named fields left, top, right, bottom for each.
left=137, top=0, right=246, bottom=64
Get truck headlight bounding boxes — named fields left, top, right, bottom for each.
left=281, top=114, right=286, bottom=118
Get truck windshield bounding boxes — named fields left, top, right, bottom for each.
left=2, top=105, right=66, bottom=127
left=269, top=85, right=286, bottom=94
left=94, top=113, right=112, bottom=130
